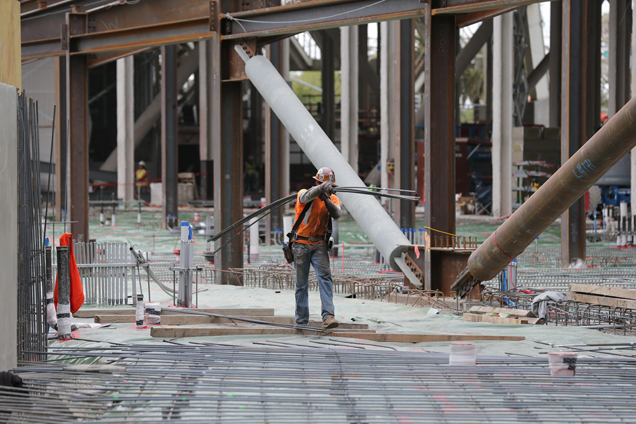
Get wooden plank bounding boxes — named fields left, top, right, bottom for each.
left=330, top=333, right=525, bottom=343
left=95, top=315, right=290, bottom=325
left=463, top=313, right=541, bottom=325
left=95, top=315, right=369, bottom=329
left=75, top=307, right=276, bottom=318
left=566, top=292, right=636, bottom=310
left=468, top=306, right=535, bottom=317
left=569, top=284, right=636, bottom=301
left=150, top=325, right=375, bottom=338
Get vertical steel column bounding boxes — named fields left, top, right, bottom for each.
left=116, top=56, right=134, bottom=203
left=269, top=42, right=283, bottom=232
left=54, top=56, right=67, bottom=222
left=609, top=0, right=632, bottom=118
left=486, top=36, right=493, bottom=124
left=202, top=36, right=221, bottom=203
left=561, top=0, right=594, bottom=265
left=320, top=30, right=335, bottom=141
left=214, top=80, right=243, bottom=285
left=587, top=1, right=602, bottom=138
left=549, top=1, right=562, bottom=128
left=424, top=9, right=456, bottom=289
left=359, top=24, right=369, bottom=127
left=399, top=19, right=415, bottom=229
left=66, top=12, right=89, bottom=242
left=161, top=45, right=179, bottom=228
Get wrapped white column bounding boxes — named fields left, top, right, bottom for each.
left=136, top=294, right=144, bottom=327
left=45, top=245, right=57, bottom=329
left=56, top=246, right=71, bottom=339
left=236, top=47, right=411, bottom=271
left=250, top=217, right=259, bottom=260
left=178, top=222, right=193, bottom=307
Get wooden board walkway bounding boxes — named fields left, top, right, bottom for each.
left=95, top=314, right=368, bottom=329
left=75, top=308, right=275, bottom=318
left=150, top=325, right=524, bottom=342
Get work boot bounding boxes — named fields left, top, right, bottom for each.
left=322, top=315, right=339, bottom=330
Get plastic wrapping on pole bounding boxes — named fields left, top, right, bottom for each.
left=454, top=95, right=636, bottom=294
left=56, top=246, right=71, bottom=338
left=45, top=246, right=57, bottom=328
left=178, top=222, right=193, bottom=307
left=237, top=47, right=411, bottom=271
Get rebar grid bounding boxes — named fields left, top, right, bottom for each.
left=16, top=92, right=47, bottom=362
left=545, top=301, right=636, bottom=334
left=515, top=246, right=636, bottom=269
left=3, top=344, right=636, bottom=423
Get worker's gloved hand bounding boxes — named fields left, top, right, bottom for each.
left=318, top=181, right=333, bottom=195
left=0, top=371, right=23, bottom=389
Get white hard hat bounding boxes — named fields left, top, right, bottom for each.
left=139, top=161, right=146, bottom=167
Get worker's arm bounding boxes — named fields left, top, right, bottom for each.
left=320, top=193, right=341, bottom=219
left=299, top=182, right=331, bottom=204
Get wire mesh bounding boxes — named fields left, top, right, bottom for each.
left=4, top=343, right=636, bottom=423
left=16, top=91, right=47, bottom=362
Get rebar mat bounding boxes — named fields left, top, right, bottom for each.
left=3, top=344, right=636, bottom=423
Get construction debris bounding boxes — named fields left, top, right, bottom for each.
left=463, top=306, right=543, bottom=325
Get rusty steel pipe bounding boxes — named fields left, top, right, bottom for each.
left=453, top=95, right=636, bottom=294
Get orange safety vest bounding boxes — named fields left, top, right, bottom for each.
left=54, top=233, right=85, bottom=314
left=135, top=168, right=148, bottom=188
left=294, top=189, right=339, bottom=245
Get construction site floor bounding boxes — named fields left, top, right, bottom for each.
left=49, top=207, right=636, bottom=358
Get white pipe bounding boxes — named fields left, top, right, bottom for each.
left=237, top=46, right=411, bottom=271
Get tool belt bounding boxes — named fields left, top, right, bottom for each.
left=294, top=235, right=324, bottom=243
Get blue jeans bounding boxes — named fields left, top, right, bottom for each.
left=292, top=241, right=335, bottom=325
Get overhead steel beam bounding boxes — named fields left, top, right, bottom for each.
left=223, top=0, right=427, bottom=39
left=456, top=7, right=516, bottom=27
left=22, top=0, right=551, bottom=60
left=456, top=18, right=493, bottom=76
left=526, top=50, right=549, bottom=93
left=433, top=0, right=548, bottom=15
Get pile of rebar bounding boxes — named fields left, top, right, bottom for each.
left=4, top=343, right=636, bottom=422
left=16, top=91, right=47, bottom=362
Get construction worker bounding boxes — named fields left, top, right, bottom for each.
left=292, top=167, right=341, bottom=329
left=135, top=161, right=149, bottom=191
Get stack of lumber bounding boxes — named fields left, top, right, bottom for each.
left=463, top=306, right=542, bottom=325
left=567, top=284, right=636, bottom=309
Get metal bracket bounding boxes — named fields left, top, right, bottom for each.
left=395, top=253, right=423, bottom=289
left=88, top=17, right=97, bottom=33
left=60, top=24, right=68, bottom=51
left=404, top=252, right=424, bottom=286
left=209, top=1, right=217, bottom=32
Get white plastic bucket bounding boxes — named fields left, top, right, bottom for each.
left=145, top=302, right=162, bottom=324
left=449, top=342, right=476, bottom=366
left=548, top=351, right=577, bottom=376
